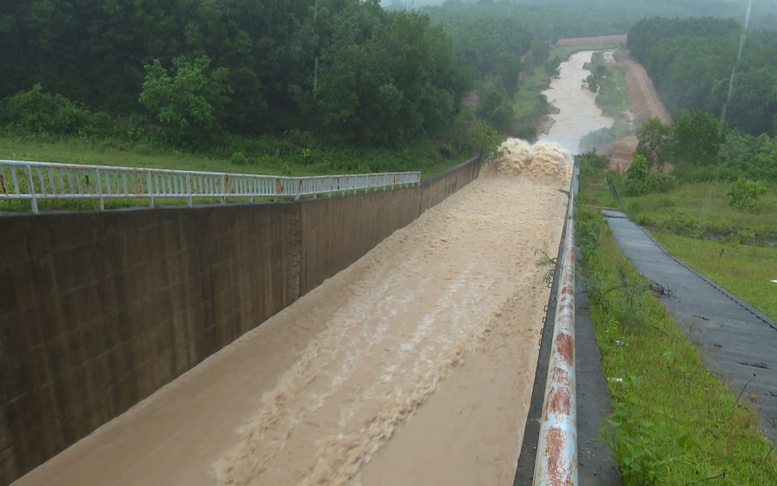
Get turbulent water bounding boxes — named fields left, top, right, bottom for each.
left=539, top=50, right=615, bottom=154
left=213, top=142, right=572, bottom=486
left=17, top=101, right=576, bottom=486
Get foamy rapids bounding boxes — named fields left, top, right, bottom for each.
left=211, top=137, right=573, bottom=486
left=488, top=138, right=573, bottom=180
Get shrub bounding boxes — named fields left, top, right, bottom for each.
left=727, top=176, right=767, bottom=210
left=230, top=151, right=251, bottom=166
left=1, top=84, right=90, bottom=135
left=622, top=154, right=650, bottom=195
left=646, top=172, right=677, bottom=193
left=132, top=144, right=156, bottom=156
left=622, top=155, right=677, bottom=195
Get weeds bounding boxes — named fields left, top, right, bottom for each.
left=533, top=247, right=558, bottom=285
left=576, top=202, right=777, bottom=484
left=601, top=391, right=675, bottom=485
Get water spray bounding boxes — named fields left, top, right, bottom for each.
left=720, top=0, right=753, bottom=124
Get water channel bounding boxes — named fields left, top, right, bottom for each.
left=539, top=50, right=615, bottom=154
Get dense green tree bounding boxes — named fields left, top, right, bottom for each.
left=497, top=53, right=523, bottom=98
left=628, top=17, right=777, bottom=136
left=671, top=109, right=726, bottom=166
left=636, top=117, right=673, bottom=170
left=139, top=55, right=231, bottom=142
left=477, top=89, right=515, bottom=133
left=313, top=11, right=460, bottom=145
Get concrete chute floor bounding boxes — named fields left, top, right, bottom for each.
left=16, top=142, right=572, bottom=486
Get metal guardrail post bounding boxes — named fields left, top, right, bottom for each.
left=25, top=165, right=38, bottom=214
left=147, top=171, right=155, bottom=208
left=96, top=168, right=104, bottom=211
left=533, top=181, right=577, bottom=485
left=186, top=173, right=193, bottom=207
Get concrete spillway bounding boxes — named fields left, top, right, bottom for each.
left=14, top=142, right=572, bottom=486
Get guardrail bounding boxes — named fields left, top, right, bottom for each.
left=0, top=159, right=421, bottom=213
left=533, top=168, right=578, bottom=485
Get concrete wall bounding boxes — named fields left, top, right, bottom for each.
left=0, top=205, right=301, bottom=483
left=299, top=186, right=421, bottom=295
left=421, top=153, right=482, bottom=212
left=0, top=155, right=480, bottom=484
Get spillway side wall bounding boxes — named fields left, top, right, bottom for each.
left=0, top=154, right=480, bottom=484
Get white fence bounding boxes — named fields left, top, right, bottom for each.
left=0, top=160, right=421, bottom=213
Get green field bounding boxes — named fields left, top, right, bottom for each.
left=653, top=232, right=777, bottom=321
left=0, top=136, right=472, bottom=212
left=622, top=179, right=777, bottom=318
left=0, top=136, right=466, bottom=179
left=577, top=156, right=777, bottom=484
left=624, top=182, right=777, bottom=239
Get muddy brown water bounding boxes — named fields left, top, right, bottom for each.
left=16, top=54, right=619, bottom=485
left=540, top=50, right=616, bottom=154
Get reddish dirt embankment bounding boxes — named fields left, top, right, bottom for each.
left=606, top=51, right=671, bottom=171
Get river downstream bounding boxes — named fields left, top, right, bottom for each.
left=539, top=50, right=615, bottom=154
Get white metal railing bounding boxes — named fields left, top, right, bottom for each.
left=0, top=160, right=421, bottom=213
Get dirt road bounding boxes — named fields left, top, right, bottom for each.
left=618, top=53, right=671, bottom=124
left=608, top=53, right=672, bottom=170
left=16, top=142, right=572, bottom=486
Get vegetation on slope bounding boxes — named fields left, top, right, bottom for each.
left=577, top=151, right=777, bottom=485
left=628, top=17, right=777, bottom=136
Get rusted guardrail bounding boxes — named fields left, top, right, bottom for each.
left=533, top=179, right=577, bottom=485
left=0, top=159, right=421, bottom=213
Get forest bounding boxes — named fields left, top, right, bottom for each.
left=2, top=0, right=777, bottom=172
left=0, top=0, right=471, bottom=150
left=422, top=0, right=777, bottom=41
left=628, top=16, right=777, bottom=137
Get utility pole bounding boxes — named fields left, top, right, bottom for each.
left=313, top=0, right=319, bottom=92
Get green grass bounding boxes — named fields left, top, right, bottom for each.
left=624, top=181, right=777, bottom=240
left=0, top=136, right=251, bottom=173
left=0, top=135, right=475, bottom=212
left=577, top=205, right=777, bottom=485
left=652, top=231, right=777, bottom=321
left=628, top=179, right=777, bottom=322
left=0, top=134, right=465, bottom=178
left=598, top=63, right=629, bottom=113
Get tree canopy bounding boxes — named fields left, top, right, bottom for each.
left=628, top=17, right=777, bottom=136
left=0, top=0, right=467, bottom=146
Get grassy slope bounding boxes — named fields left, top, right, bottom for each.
left=0, top=136, right=465, bottom=179
left=577, top=188, right=777, bottom=484
left=596, top=59, right=629, bottom=113
left=625, top=182, right=777, bottom=237
left=622, top=180, right=777, bottom=318
left=0, top=136, right=470, bottom=212
left=653, top=231, right=777, bottom=321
